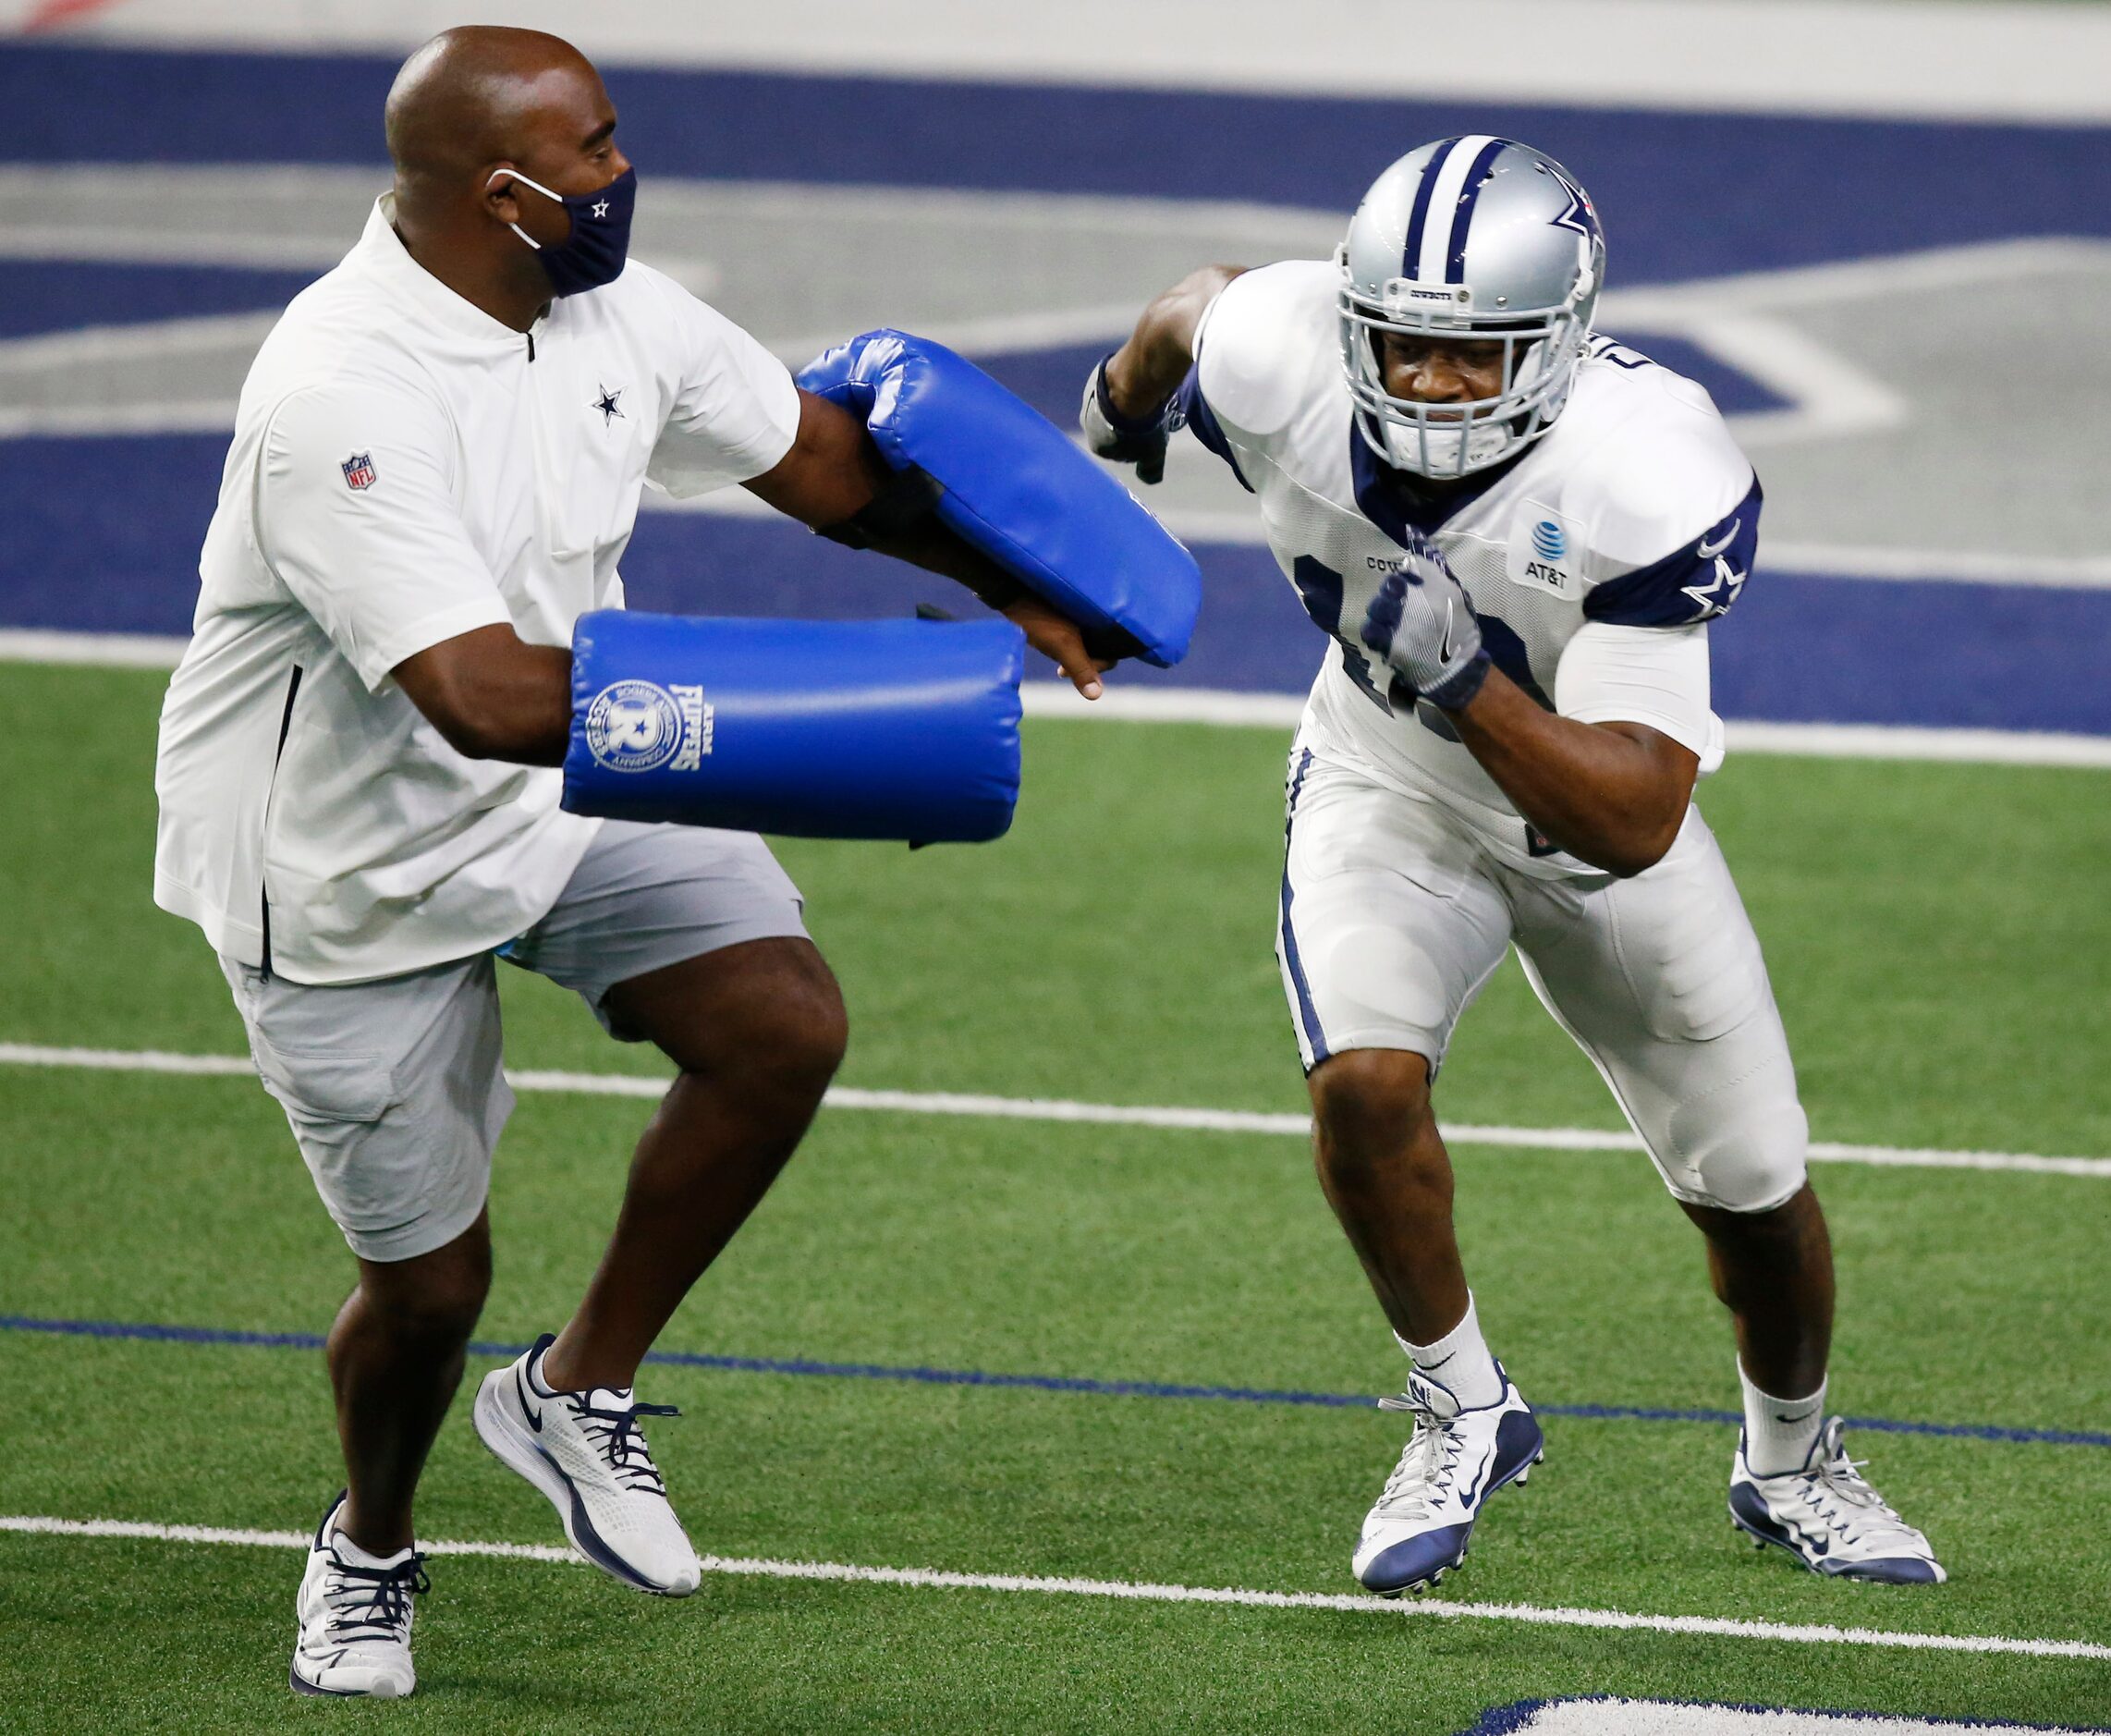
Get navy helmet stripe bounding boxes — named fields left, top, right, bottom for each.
left=1446, top=137, right=1511, bottom=284
left=1400, top=137, right=1460, bottom=281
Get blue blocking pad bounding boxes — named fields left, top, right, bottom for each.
left=561, top=610, right=1024, bottom=843
left=797, top=329, right=1202, bottom=667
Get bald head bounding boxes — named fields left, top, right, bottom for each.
left=385, top=26, right=607, bottom=196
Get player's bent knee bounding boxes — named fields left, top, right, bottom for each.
left=1309, top=1048, right=1438, bottom=1167
left=1663, top=1065, right=1810, bottom=1213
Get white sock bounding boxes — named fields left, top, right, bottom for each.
left=1398, top=1292, right=1504, bottom=1410
left=327, top=1509, right=413, bottom=1570
left=1739, top=1361, right=1826, bottom=1475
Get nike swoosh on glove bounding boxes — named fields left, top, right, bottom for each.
left=1360, top=536, right=1492, bottom=712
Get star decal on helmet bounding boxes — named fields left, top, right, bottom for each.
left=1544, top=160, right=1601, bottom=246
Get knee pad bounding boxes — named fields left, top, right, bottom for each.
left=1661, top=1052, right=1809, bottom=1212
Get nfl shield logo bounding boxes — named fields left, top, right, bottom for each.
left=340, top=451, right=377, bottom=491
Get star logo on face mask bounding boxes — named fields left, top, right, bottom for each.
left=591, top=199, right=610, bottom=219
left=592, top=385, right=625, bottom=425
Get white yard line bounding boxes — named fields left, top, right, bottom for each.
left=6, top=1043, right=2106, bottom=1179
left=0, top=1513, right=2101, bottom=1660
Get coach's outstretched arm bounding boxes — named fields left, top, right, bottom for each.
left=394, top=389, right=1116, bottom=764
left=1080, top=266, right=1246, bottom=481
left=1361, top=561, right=1697, bottom=878
left=747, top=390, right=1114, bottom=698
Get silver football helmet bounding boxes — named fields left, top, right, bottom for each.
left=1338, top=136, right=1605, bottom=479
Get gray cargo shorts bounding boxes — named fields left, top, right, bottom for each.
left=222, top=820, right=807, bottom=1264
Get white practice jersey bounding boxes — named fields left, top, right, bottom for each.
left=1183, top=260, right=1760, bottom=879
left=154, top=196, right=799, bottom=983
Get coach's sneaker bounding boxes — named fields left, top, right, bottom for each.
left=1729, top=1416, right=1946, bottom=1583
left=1352, top=1363, right=1544, bottom=1595
left=290, top=1491, right=428, bottom=1698
left=474, top=1334, right=702, bottom=1596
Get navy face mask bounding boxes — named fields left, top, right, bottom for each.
left=493, top=165, right=637, bottom=297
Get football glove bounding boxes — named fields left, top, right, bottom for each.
left=1078, top=355, right=1182, bottom=485
left=1360, top=536, right=1492, bottom=712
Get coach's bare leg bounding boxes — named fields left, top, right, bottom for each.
left=1308, top=1048, right=1471, bottom=1344
left=331, top=1210, right=493, bottom=1557
left=540, top=937, right=847, bottom=1392
left=1681, top=1183, right=1835, bottom=1400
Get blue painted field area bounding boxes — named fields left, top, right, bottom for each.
left=3, top=43, right=2106, bottom=733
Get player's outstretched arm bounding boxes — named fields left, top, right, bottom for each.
left=1080, top=265, right=1246, bottom=482
left=393, top=624, right=572, bottom=765
left=746, top=388, right=1113, bottom=698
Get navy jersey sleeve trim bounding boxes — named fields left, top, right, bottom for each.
left=1583, top=476, right=1763, bottom=627
left=1175, top=366, right=1253, bottom=493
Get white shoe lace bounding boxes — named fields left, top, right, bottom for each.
left=1782, top=1418, right=1925, bottom=1552
left=564, top=1393, right=679, bottom=1496
left=1373, top=1393, right=1467, bottom=1519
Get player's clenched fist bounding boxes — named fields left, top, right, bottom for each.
left=1359, top=537, right=1492, bottom=711
left=1079, top=355, right=1181, bottom=484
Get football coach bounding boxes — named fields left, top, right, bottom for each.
left=152, top=26, right=1109, bottom=1698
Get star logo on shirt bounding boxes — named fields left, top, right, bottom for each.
left=591, top=199, right=610, bottom=219
left=592, top=384, right=625, bottom=425
left=1680, top=554, right=1747, bottom=620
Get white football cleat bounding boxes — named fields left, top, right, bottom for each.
left=1352, top=1363, right=1544, bottom=1595
left=289, top=1491, right=427, bottom=1699
left=474, top=1334, right=702, bottom=1596
left=1729, top=1416, right=1946, bottom=1583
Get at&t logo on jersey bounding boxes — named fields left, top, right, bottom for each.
left=583, top=679, right=714, bottom=774
left=1508, top=507, right=1574, bottom=593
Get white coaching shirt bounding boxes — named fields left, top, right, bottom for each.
left=154, top=196, right=799, bottom=984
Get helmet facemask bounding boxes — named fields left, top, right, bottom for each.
left=1337, top=249, right=1592, bottom=481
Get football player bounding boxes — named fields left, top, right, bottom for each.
left=1081, top=138, right=1942, bottom=1593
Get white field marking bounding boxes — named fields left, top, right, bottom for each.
left=0, top=630, right=189, bottom=667
left=1019, top=685, right=2111, bottom=769
left=1761, top=545, right=2111, bottom=590
left=1605, top=238, right=2111, bottom=322
left=1641, top=311, right=1909, bottom=450
left=1117, top=507, right=2111, bottom=591
left=0, top=642, right=2106, bottom=769
left=6, top=1043, right=2109, bottom=1179
left=1718, top=722, right=2111, bottom=771
left=0, top=308, right=280, bottom=368
left=4, top=1513, right=2105, bottom=1661
left=46, top=0, right=2111, bottom=125
left=1495, top=1705, right=2107, bottom=1736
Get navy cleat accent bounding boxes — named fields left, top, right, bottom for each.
left=474, top=1333, right=702, bottom=1596
left=289, top=1490, right=427, bottom=1698
left=1353, top=1363, right=1542, bottom=1596
left=1729, top=1416, right=1945, bottom=1583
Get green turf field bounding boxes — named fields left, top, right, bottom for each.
left=1, top=664, right=2106, bottom=1733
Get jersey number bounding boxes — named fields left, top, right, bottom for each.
left=1290, top=555, right=1551, bottom=737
